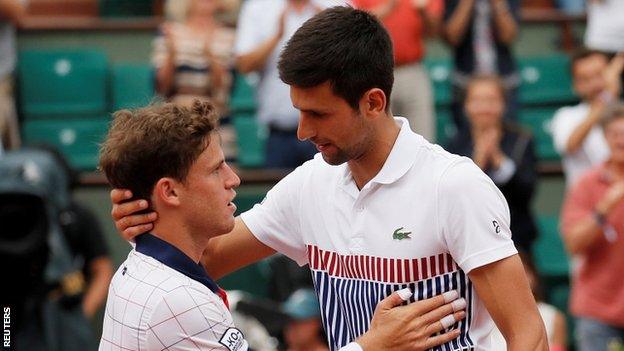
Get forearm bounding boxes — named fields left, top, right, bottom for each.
left=420, top=8, right=441, bottom=37
left=564, top=215, right=603, bottom=255
left=156, top=56, right=176, bottom=96
left=236, top=34, right=281, bottom=74
left=82, top=257, right=114, bottom=318
left=506, top=327, right=548, bottom=351
left=491, top=0, right=517, bottom=44
left=202, top=218, right=275, bottom=279
left=0, top=0, right=26, bottom=24
left=565, top=106, right=603, bottom=154
left=444, top=0, right=474, bottom=46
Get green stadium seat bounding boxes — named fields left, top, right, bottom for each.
left=18, top=50, right=108, bottom=118
left=22, top=118, right=110, bottom=171
left=519, top=107, right=560, bottom=161
left=111, top=63, right=155, bottom=111
left=229, top=73, right=257, bottom=114
left=519, top=55, right=578, bottom=106
left=435, top=107, right=456, bottom=146
left=424, top=58, right=452, bottom=107
left=233, top=114, right=267, bottom=168
left=533, top=215, right=570, bottom=278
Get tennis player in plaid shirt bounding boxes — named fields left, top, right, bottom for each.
left=98, top=101, right=247, bottom=351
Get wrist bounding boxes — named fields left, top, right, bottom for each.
left=593, top=207, right=608, bottom=226
left=354, top=332, right=378, bottom=351
left=340, top=341, right=364, bottom=351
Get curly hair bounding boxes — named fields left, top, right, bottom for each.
left=99, top=100, right=218, bottom=202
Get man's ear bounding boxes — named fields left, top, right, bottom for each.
left=153, top=177, right=181, bottom=207
left=360, top=88, right=387, bottom=119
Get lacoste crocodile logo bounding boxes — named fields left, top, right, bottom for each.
left=393, top=227, right=412, bottom=240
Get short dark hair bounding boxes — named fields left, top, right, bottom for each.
left=278, top=6, right=394, bottom=111
left=99, top=100, right=218, bottom=202
left=465, top=74, right=507, bottom=102
left=600, top=102, right=624, bottom=130
left=570, top=48, right=608, bottom=76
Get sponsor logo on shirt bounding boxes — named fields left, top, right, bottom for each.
left=492, top=221, right=501, bottom=234
left=219, top=327, right=245, bottom=351
left=393, top=227, right=412, bottom=240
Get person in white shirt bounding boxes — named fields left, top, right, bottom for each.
left=551, top=50, right=624, bottom=187
left=99, top=100, right=467, bottom=351
left=234, top=0, right=345, bottom=168
left=111, top=7, right=547, bottom=350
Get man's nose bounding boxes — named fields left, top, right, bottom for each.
left=297, top=114, right=315, bottom=141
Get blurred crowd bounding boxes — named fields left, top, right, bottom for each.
left=1, top=0, right=624, bottom=350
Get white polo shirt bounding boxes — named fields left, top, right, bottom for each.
left=551, top=103, right=609, bottom=187
left=241, top=117, right=518, bottom=351
left=99, top=234, right=248, bottom=351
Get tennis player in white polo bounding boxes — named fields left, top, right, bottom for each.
left=98, top=100, right=467, bottom=351
left=110, top=7, right=548, bottom=351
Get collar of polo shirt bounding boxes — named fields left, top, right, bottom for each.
left=340, top=117, right=422, bottom=187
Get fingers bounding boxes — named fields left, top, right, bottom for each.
left=122, top=223, right=154, bottom=241
left=408, top=290, right=459, bottom=317
left=423, top=328, right=462, bottom=349
left=425, top=310, right=466, bottom=336
left=376, top=288, right=413, bottom=311
left=111, top=199, right=149, bottom=221
left=419, top=297, right=466, bottom=324
left=110, top=189, right=132, bottom=205
left=116, top=211, right=157, bottom=232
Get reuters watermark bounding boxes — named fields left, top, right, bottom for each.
left=3, top=307, right=9, bottom=350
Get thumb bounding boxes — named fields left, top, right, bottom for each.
left=376, top=288, right=413, bottom=310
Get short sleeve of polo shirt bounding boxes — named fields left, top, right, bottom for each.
left=560, top=173, right=594, bottom=237
left=240, top=168, right=307, bottom=266
left=146, top=287, right=248, bottom=351
left=438, top=159, right=518, bottom=273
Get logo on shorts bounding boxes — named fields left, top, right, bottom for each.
left=219, top=327, right=245, bottom=351
left=393, top=227, right=412, bottom=240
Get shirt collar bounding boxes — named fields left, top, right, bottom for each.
left=135, top=233, right=220, bottom=294
left=339, top=117, right=422, bottom=190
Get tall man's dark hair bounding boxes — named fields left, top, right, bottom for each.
left=278, top=6, right=395, bottom=111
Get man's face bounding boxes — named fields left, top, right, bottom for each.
left=464, top=81, right=505, bottom=129
left=573, top=54, right=608, bottom=102
left=178, top=132, right=240, bottom=237
left=291, top=82, right=373, bottom=166
left=605, top=117, right=624, bottom=164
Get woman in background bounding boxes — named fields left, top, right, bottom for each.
left=447, top=75, right=538, bottom=254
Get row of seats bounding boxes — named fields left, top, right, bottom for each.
left=18, top=49, right=154, bottom=170
left=18, top=49, right=575, bottom=170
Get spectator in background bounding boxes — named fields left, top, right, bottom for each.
left=152, top=0, right=234, bottom=111
left=491, top=251, right=568, bottom=350
left=37, top=145, right=114, bottom=322
left=560, top=103, right=624, bottom=351
left=0, top=0, right=25, bottom=154
left=352, top=0, right=442, bottom=141
left=551, top=50, right=624, bottom=187
left=585, top=0, right=624, bottom=54
left=234, top=0, right=338, bottom=168
left=443, top=0, right=520, bottom=134
left=282, top=289, right=328, bottom=351
left=447, top=75, right=538, bottom=253
left=152, top=0, right=237, bottom=159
